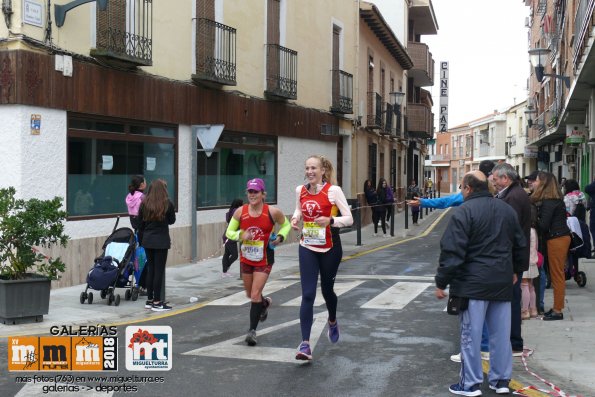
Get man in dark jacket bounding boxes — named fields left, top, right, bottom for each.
left=491, top=163, right=531, bottom=356
left=435, top=171, right=526, bottom=396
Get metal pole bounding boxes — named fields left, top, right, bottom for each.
left=404, top=201, right=409, bottom=229
left=356, top=203, right=362, bottom=246
left=390, top=203, right=395, bottom=236
left=191, top=128, right=198, bottom=262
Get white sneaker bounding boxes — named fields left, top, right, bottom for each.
left=373, top=233, right=378, bottom=237
left=383, top=234, right=389, bottom=238
left=450, top=353, right=461, bottom=363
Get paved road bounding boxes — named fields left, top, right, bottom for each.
left=1, top=209, right=592, bottom=397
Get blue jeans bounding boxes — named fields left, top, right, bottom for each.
left=538, top=265, right=547, bottom=311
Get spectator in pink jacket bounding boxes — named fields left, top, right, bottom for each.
left=126, top=175, right=146, bottom=231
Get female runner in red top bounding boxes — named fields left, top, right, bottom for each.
left=290, top=155, right=353, bottom=360
left=226, top=178, right=291, bottom=346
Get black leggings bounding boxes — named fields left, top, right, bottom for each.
left=145, top=248, right=168, bottom=302
left=373, top=209, right=387, bottom=234
left=222, top=241, right=238, bottom=273
left=298, top=243, right=343, bottom=340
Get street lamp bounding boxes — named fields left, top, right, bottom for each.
left=389, top=91, right=405, bottom=108
left=528, top=48, right=570, bottom=88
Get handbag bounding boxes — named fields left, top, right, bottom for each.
left=447, top=296, right=469, bottom=315
left=536, top=251, right=544, bottom=268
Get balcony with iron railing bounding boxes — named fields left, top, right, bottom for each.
left=330, top=70, right=353, bottom=114
left=91, top=0, right=152, bottom=68
left=265, top=44, right=298, bottom=100
left=573, top=0, right=595, bottom=69
left=407, top=41, right=434, bottom=87
left=430, top=153, right=451, bottom=162
left=193, top=18, right=237, bottom=86
left=407, top=102, right=433, bottom=138
left=366, top=92, right=383, bottom=130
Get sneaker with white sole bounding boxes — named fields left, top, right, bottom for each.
left=295, top=342, right=312, bottom=361
left=145, top=300, right=153, bottom=309
left=450, top=353, right=461, bottom=363
left=449, top=383, right=482, bottom=396
left=489, top=380, right=510, bottom=394
left=245, top=329, right=257, bottom=346
left=327, top=321, right=339, bottom=343
left=260, top=297, right=272, bottom=322
left=151, top=302, right=172, bottom=312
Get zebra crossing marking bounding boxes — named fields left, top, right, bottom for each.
left=206, top=279, right=299, bottom=306
left=182, top=313, right=328, bottom=363
left=281, top=280, right=364, bottom=307
left=361, top=281, right=432, bottom=309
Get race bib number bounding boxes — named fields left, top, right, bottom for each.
left=302, top=222, right=326, bottom=245
left=241, top=240, right=264, bottom=261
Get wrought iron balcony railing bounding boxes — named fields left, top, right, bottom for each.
left=92, top=0, right=152, bottom=67
left=193, top=18, right=237, bottom=86
left=366, top=92, right=383, bottom=129
left=330, top=70, right=353, bottom=114
left=265, top=44, right=298, bottom=100
left=573, top=0, right=595, bottom=69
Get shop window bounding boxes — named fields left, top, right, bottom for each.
left=67, top=115, right=177, bottom=219
left=197, top=132, right=276, bottom=208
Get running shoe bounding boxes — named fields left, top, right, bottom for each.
left=327, top=320, right=340, bottom=343
left=448, top=383, right=482, bottom=396
left=245, top=329, right=257, bottom=346
left=151, top=302, right=172, bottom=312
left=450, top=353, right=461, bottom=363
left=295, top=342, right=312, bottom=361
left=144, top=300, right=153, bottom=309
left=489, top=380, right=510, bottom=395
left=259, top=297, right=272, bottom=322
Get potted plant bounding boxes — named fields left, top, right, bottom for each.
left=0, top=187, right=69, bottom=324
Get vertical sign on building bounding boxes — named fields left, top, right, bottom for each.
left=439, top=62, right=449, bottom=133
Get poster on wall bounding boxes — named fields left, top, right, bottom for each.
left=566, top=124, right=586, bottom=144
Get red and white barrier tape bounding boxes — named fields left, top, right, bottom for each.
left=515, top=352, right=583, bottom=397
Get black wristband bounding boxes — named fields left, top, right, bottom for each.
left=330, top=217, right=335, bottom=225
left=278, top=234, right=284, bottom=242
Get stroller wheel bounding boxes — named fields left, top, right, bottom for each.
left=114, top=294, right=121, bottom=306
left=87, top=292, right=94, bottom=304
left=80, top=291, right=87, bottom=304
left=576, top=271, right=587, bottom=288
left=125, top=289, right=132, bottom=301
left=100, top=290, right=107, bottom=299
left=131, top=289, right=139, bottom=301
left=107, top=293, right=114, bottom=306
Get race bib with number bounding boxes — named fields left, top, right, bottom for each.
left=241, top=239, right=264, bottom=261
left=302, top=221, right=326, bottom=245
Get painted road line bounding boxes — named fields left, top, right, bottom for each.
left=206, top=279, right=299, bottom=306
left=183, top=313, right=328, bottom=364
left=281, top=281, right=364, bottom=307
left=281, top=274, right=435, bottom=281
left=361, top=281, right=432, bottom=310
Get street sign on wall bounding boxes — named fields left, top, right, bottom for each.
left=439, top=62, right=449, bottom=133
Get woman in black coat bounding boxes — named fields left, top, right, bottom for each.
left=138, top=179, right=176, bottom=312
left=531, top=172, right=570, bottom=321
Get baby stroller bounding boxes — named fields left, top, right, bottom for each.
left=80, top=218, right=140, bottom=306
left=565, top=217, right=590, bottom=288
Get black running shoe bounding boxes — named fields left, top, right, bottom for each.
left=260, top=297, right=272, bottom=322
